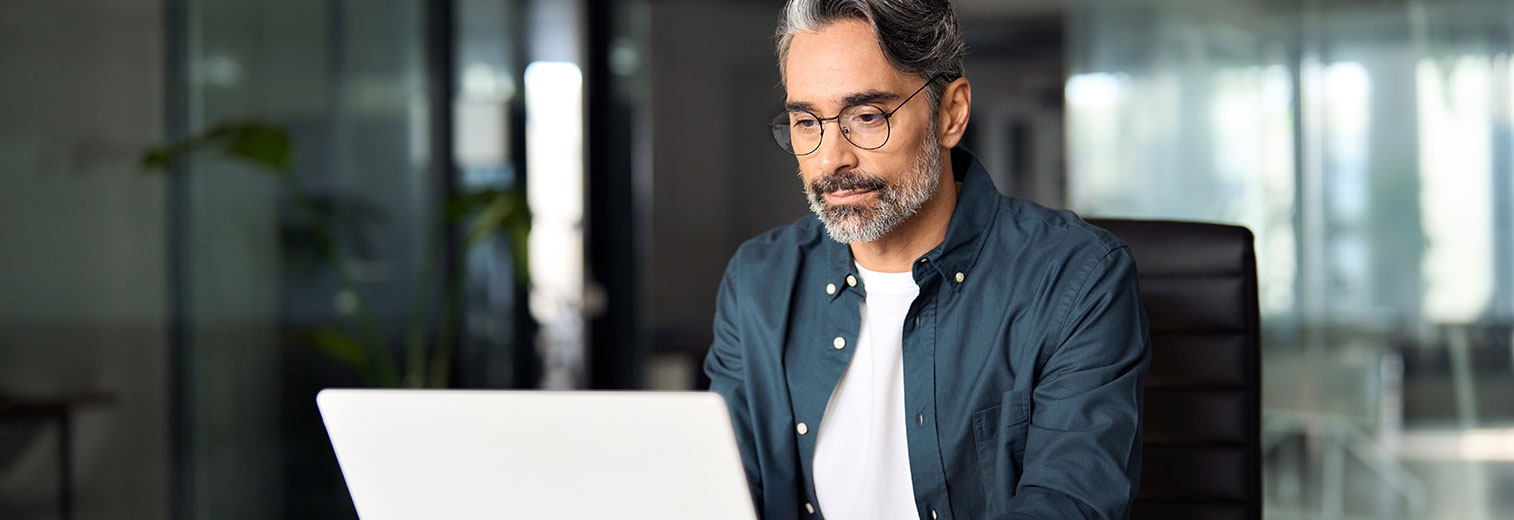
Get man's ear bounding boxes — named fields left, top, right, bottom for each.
left=937, top=77, right=972, bottom=149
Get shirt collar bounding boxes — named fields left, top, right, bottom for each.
left=824, top=147, right=999, bottom=298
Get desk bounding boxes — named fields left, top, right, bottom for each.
left=0, top=392, right=113, bottom=520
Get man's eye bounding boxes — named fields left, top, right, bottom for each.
left=850, top=113, right=884, bottom=125
left=792, top=118, right=819, bottom=129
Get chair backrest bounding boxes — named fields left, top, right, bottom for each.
left=1086, top=219, right=1262, bottom=520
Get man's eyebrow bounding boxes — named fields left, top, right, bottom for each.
left=784, top=90, right=901, bottom=113
left=784, top=100, right=817, bottom=112
left=842, top=90, right=899, bottom=106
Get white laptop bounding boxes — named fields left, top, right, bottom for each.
left=316, top=389, right=758, bottom=520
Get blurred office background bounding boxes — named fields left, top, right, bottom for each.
left=0, top=0, right=1511, bottom=518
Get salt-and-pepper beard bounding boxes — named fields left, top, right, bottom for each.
left=801, top=127, right=942, bottom=244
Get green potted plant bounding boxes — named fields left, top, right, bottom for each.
left=143, top=120, right=530, bottom=388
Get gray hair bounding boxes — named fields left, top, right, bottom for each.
left=775, top=0, right=966, bottom=108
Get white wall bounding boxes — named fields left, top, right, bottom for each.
left=0, top=1, right=171, bottom=519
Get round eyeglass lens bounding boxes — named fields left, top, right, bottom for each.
left=839, top=104, right=890, bottom=150
left=771, top=111, right=822, bottom=155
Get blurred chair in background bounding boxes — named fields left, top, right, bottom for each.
left=1087, top=219, right=1262, bottom=520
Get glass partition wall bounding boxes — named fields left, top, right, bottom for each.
left=1067, top=0, right=1514, bottom=518
left=170, top=1, right=525, bottom=518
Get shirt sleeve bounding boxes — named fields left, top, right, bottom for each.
left=1000, top=246, right=1150, bottom=520
left=703, top=262, right=766, bottom=515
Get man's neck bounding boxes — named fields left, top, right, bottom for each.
left=849, top=150, right=960, bottom=273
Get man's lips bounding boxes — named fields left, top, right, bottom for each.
left=825, top=188, right=875, bottom=204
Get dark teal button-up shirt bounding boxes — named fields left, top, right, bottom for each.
left=705, top=148, right=1149, bottom=520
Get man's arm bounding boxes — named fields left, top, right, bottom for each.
left=1002, top=246, right=1150, bottom=519
left=703, top=265, right=765, bottom=515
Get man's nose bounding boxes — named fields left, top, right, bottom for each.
left=812, top=121, right=858, bottom=176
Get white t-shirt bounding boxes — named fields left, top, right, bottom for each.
left=813, top=263, right=920, bottom=519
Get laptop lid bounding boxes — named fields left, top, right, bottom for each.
left=317, top=389, right=758, bottom=520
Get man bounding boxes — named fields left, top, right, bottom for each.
left=704, top=1, right=1150, bottom=519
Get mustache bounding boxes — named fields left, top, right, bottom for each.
left=809, top=170, right=888, bottom=196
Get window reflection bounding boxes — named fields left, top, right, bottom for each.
left=1417, top=56, right=1494, bottom=324
left=1069, top=1, right=1514, bottom=518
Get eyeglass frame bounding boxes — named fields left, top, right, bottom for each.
left=770, top=73, right=946, bottom=156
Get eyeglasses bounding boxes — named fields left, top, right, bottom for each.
left=770, top=74, right=943, bottom=156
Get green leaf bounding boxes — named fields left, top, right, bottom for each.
left=141, top=149, right=174, bottom=169
left=140, top=120, right=293, bottom=173
left=225, top=122, right=293, bottom=172
left=463, top=196, right=514, bottom=250
left=450, top=186, right=531, bottom=283
left=306, top=327, right=370, bottom=375
left=447, top=187, right=525, bottom=223
left=508, top=216, right=531, bottom=283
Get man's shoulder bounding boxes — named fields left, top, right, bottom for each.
left=992, top=195, right=1129, bottom=259
left=724, top=214, right=827, bottom=276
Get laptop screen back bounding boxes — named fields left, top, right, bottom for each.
left=317, top=389, right=757, bottom=520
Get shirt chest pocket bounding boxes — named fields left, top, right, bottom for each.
left=971, top=389, right=1031, bottom=515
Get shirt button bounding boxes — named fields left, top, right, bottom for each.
left=931, top=509, right=938, bottom=519
left=917, top=413, right=925, bottom=425
left=797, top=422, right=809, bottom=435
left=846, top=274, right=857, bottom=287
left=805, top=502, right=815, bottom=514
left=833, top=337, right=846, bottom=349
left=955, top=272, right=965, bottom=283
left=825, top=283, right=836, bottom=295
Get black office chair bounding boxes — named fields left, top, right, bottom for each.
left=1086, top=219, right=1262, bottom=520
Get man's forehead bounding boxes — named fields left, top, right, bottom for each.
left=783, top=67, right=915, bottom=111
left=782, top=19, right=909, bottom=108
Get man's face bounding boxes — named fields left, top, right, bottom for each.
left=783, top=19, right=942, bottom=244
